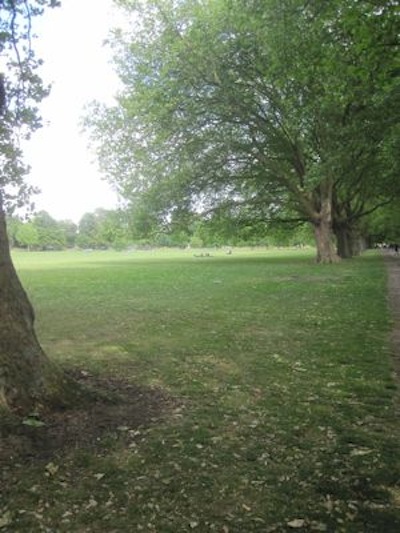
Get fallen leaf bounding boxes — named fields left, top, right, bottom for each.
left=0, top=511, right=12, bottom=529
left=45, top=462, right=59, bottom=476
left=86, top=498, right=98, bottom=509
left=323, top=496, right=334, bottom=513
left=349, top=447, right=373, bottom=457
left=287, top=518, right=306, bottom=528
left=22, top=417, right=46, bottom=428
left=310, top=522, right=328, bottom=531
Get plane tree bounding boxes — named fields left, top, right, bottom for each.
left=88, top=0, right=399, bottom=262
left=0, top=0, right=78, bottom=413
left=328, top=0, right=400, bottom=256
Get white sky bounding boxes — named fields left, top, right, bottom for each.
left=23, top=0, right=123, bottom=223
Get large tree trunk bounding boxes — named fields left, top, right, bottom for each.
left=335, top=223, right=353, bottom=259
left=311, top=180, right=340, bottom=264
left=0, top=201, right=75, bottom=413
left=313, top=219, right=340, bottom=263
left=334, top=223, right=367, bottom=259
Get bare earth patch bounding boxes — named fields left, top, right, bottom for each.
left=0, top=370, right=178, bottom=464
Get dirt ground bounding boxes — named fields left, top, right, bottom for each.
left=0, top=370, right=178, bottom=465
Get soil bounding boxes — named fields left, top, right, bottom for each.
left=0, top=370, right=179, bottom=465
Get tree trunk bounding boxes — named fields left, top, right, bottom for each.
left=313, top=219, right=340, bottom=263
left=334, top=223, right=367, bottom=259
left=335, top=224, right=353, bottom=259
left=351, top=233, right=367, bottom=256
left=0, top=201, right=75, bottom=413
left=311, top=180, right=340, bottom=264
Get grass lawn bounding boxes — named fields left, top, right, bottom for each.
left=1, top=248, right=400, bottom=531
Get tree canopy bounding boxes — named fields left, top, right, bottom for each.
left=87, top=0, right=400, bottom=262
left=0, top=0, right=61, bottom=213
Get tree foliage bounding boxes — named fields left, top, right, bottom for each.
left=0, top=0, right=60, bottom=212
left=76, top=208, right=130, bottom=249
left=87, top=0, right=399, bottom=262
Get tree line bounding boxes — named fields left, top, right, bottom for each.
left=7, top=209, right=127, bottom=251
left=8, top=200, right=400, bottom=252
left=6, top=207, right=317, bottom=250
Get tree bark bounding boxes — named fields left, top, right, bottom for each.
left=334, top=223, right=367, bottom=259
left=313, top=219, right=340, bottom=263
left=311, top=180, right=340, bottom=264
left=0, top=200, right=75, bottom=413
left=335, top=223, right=353, bottom=259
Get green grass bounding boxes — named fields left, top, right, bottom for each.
left=2, top=248, right=400, bottom=531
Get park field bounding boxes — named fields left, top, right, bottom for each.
left=2, top=248, right=400, bottom=531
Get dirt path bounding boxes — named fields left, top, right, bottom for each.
left=383, top=250, right=400, bottom=396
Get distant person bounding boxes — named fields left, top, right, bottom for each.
left=395, top=244, right=399, bottom=255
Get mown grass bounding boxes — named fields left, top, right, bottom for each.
left=2, top=248, right=400, bottom=531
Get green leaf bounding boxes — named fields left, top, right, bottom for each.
left=287, top=518, right=306, bottom=528
left=22, top=417, right=46, bottom=428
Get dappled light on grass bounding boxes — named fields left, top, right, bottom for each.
left=2, top=248, right=399, bottom=531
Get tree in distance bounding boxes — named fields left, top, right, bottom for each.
left=87, top=0, right=399, bottom=262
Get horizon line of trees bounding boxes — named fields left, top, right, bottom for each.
left=6, top=207, right=314, bottom=250
left=7, top=202, right=399, bottom=252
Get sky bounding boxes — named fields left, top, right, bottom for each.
left=23, top=0, right=123, bottom=223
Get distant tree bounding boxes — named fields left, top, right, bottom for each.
left=7, top=213, right=77, bottom=250
left=77, top=212, right=99, bottom=248
left=32, top=210, right=66, bottom=249
left=77, top=208, right=131, bottom=249
left=15, top=221, right=39, bottom=250
left=58, top=219, right=78, bottom=248
left=127, top=203, right=162, bottom=244
left=95, top=208, right=129, bottom=249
